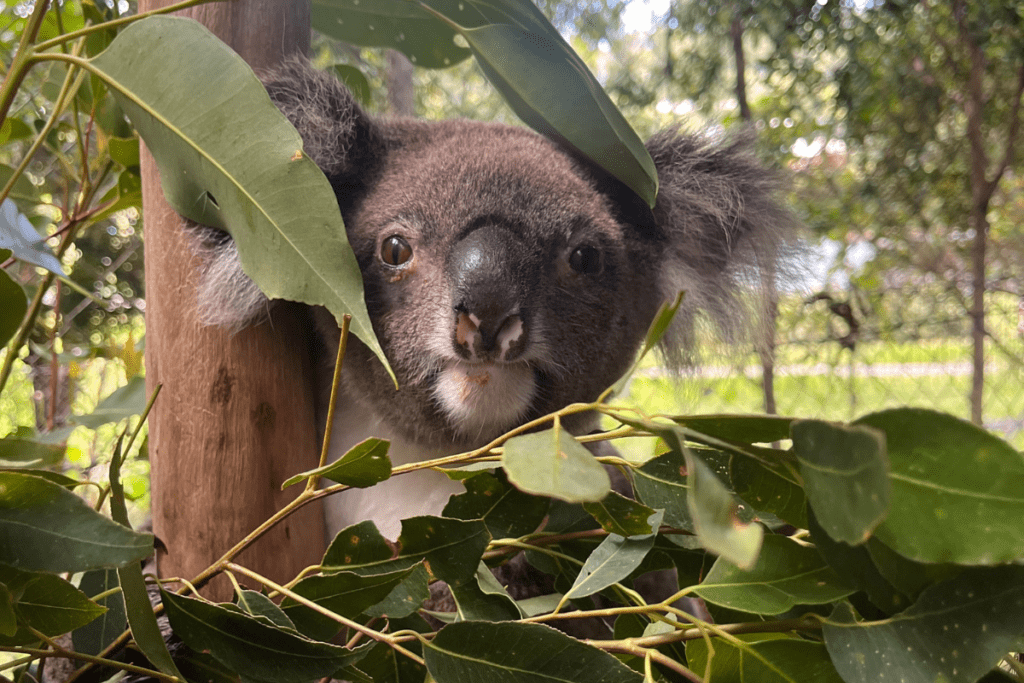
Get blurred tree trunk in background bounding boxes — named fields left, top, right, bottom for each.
left=387, top=49, right=416, bottom=117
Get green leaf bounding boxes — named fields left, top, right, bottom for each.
left=442, top=471, right=548, bottom=540
left=89, top=16, right=391, bottom=377
left=0, top=439, right=65, bottom=468
left=282, top=438, right=391, bottom=489
left=342, top=636, right=425, bottom=683
left=0, top=471, right=152, bottom=572
left=792, top=419, right=889, bottom=544
left=823, top=566, right=1024, bottom=683
left=108, top=136, right=140, bottom=168
left=363, top=564, right=430, bottom=620
left=424, top=621, right=642, bottom=683
left=0, top=566, right=105, bottom=646
left=109, top=427, right=184, bottom=682
left=0, top=198, right=65, bottom=276
left=697, top=448, right=807, bottom=529
left=583, top=492, right=657, bottom=537
left=0, top=266, right=26, bottom=348
left=686, top=451, right=763, bottom=569
left=631, top=447, right=694, bottom=533
left=280, top=566, right=418, bottom=641
left=72, top=375, right=147, bottom=429
left=502, top=427, right=610, bottom=503
left=72, top=569, right=126, bottom=656
left=692, top=535, right=854, bottom=615
left=448, top=562, right=524, bottom=622
left=451, top=21, right=658, bottom=208
left=675, top=415, right=796, bottom=445
left=855, top=408, right=1024, bottom=564
left=685, top=634, right=844, bottom=683
left=236, top=590, right=295, bottom=631
left=564, top=510, right=663, bottom=601
left=323, top=517, right=489, bottom=584
left=312, top=0, right=471, bottom=69
left=162, top=590, right=372, bottom=683
left=0, top=582, right=15, bottom=637
left=807, top=509, right=911, bottom=615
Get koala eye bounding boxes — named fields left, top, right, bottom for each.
left=568, top=245, right=601, bottom=275
left=381, top=235, right=413, bottom=267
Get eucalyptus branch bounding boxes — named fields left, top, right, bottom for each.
left=310, top=316, right=350, bottom=485
left=22, top=627, right=179, bottom=683
left=33, top=0, right=226, bottom=53
left=590, top=640, right=702, bottom=682
left=0, top=0, right=50, bottom=126
left=223, top=562, right=426, bottom=667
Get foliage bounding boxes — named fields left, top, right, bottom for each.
left=1, top=3, right=1023, bottom=683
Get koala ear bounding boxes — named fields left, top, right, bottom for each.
left=190, top=59, right=385, bottom=330
left=646, top=128, right=800, bottom=361
left=260, top=57, right=386, bottom=213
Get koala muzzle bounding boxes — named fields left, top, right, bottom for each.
left=449, top=225, right=531, bottom=363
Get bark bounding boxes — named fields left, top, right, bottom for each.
left=140, top=0, right=324, bottom=601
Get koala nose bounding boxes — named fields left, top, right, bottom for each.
left=449, top=225, right=531, bottom=362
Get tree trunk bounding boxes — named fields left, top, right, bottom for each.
left=386, top=49, right=416, bottom=117
left=140, top=0, right=324, bottom=601
left=730, top=6, right=776, bottom=414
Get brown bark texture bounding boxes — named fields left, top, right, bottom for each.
left=140, top=0, right=324, bottom=600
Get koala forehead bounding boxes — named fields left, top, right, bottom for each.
left=349, top=120, right=624, bottom=245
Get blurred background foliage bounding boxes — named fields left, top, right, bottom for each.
left=0, top=0, right=1022, bottom=524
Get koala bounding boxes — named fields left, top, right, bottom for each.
left=191, top=58, right=796, bottom=542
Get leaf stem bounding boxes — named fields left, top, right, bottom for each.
left=309, top=316, right=350, bottom=489
left=21, top=628, right=179, bottom=683
left=223, top=562, right=426, bottom=667
left=0, top=0, right=51, bottom=127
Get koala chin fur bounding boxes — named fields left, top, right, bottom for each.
left=189, top=58, right=798, bottom=541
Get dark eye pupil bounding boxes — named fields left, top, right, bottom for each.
left=569, top=245, right=600, bottom=274
left=381, top=236, right=412, bottom=266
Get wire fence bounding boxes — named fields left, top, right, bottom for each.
left=627, top=288, right=1024, bottom=450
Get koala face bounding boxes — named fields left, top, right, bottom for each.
left=332, top=121, right=664, bottom=447
left=199, top=58, right=795, bottom=456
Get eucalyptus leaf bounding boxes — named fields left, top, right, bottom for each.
left=0, top=198, right=65, bottom=276
left=502, top=427, right=610, bottom=503
left=0, top=566, right=104, bottom=647
left=855, top=408, right=1024, bottom=565
left=72, top=568, right=126, bottom=656
left=448, top=562, right=524, bottom=622
left=322, top=517, right=489, bottom=584
left=792, top=419, right=889, bottom=544
left=686, top=451, right=763, bottom=569
left=282, top=438, right=391, bottom=489
left=675, top=415, right=796, bottom=445
left=89, top=16, right=390, bottom=375
left=363, top=564, right=430, bottom=620
left=824, top=565, right=1024, bottom=683
left=583, top=491, right=657, bottom=537
left=162, top=591, right=372, bottom=683
left=0, top=471, right=151, bottom=572
left=312, top=0, right=471, bottom=69
left=0, top=438, right=65, bottom=468
left=685, top=634, right=844, bottom=683
left=424, top=621, right=642, bottom=683
left=697, top=448, right=807, bottom=529
left=443, top=471, right=548, bottom=540
left=631, top=446, right=693, bottom=533
left=236, top=590, right=295, bottom=631
left=565, top=510, right=663, bottom=601
left=279, top=565, right=418, bottom=641
left=0, top=266, right=26, bottom=347
left=693, top=535, right=854, bottom=615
